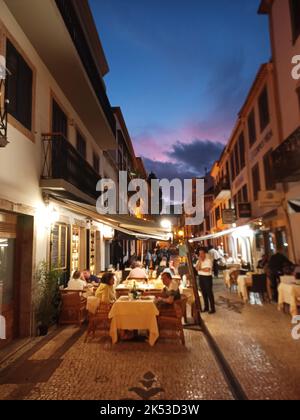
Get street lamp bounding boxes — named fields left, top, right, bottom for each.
left=160, top=219, right=172, bottom=232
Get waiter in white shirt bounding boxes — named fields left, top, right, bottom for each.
left=196, top=248, right=216, bottom=314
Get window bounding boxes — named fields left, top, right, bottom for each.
left=76, top=130, right=86, bottom=159
left=230, top=153, right=236, bottom=181
left=248, top=109, right=256, bottom=147
left=238, top=189, right=243, bottom=204
left=234, top=143, right=240, bottom=176
left=215, top=206, right=221, bottom=221
left=52, top=99, right=68, bottom=138
left=242, top=185, right=248, bottom=203
left=252, top=164, right=261, bottom=201
left=50, top=224, right=68, bottom=270
left=239, top=133, right=246, bottom=169
left=263, top=149, right=276, bottom=191
left=93, top=152, right=100, bottom=174
left=258, top=86, right=270, bottom=132
left=290, top=0, right=300, bottom=42
left=5, top=39, right=33, bottom=131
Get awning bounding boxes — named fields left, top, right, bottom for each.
left=49, top=196, right=172, bottom=241
left=189, top=224, right=254, bottom=243
left=289, top=200, right=300, bottom=213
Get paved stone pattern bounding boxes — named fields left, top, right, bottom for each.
left=0, top=326, right=233, bottom=401
left=202, top=279, right=300, bottom=400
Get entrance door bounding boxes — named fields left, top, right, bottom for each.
left=0, top=213, right=17, bottom=344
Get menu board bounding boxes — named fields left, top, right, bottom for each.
left=89, top=230, right=96, bottom=274
left=51, top=224, right=60, bottom=269
left=51, top=224, right=68, bottom=270
left=71, top=226, right=80, bottom=272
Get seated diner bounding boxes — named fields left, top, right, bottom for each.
left=95, top=272, right=116, bottom=304
left=127, top=261, right=148, bottom=281
left=68, top=271, right=87, bottom=291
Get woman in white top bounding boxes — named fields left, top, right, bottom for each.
left=68, top=271, right=87, bottom=291
left=196, top=249, right=216, bottom=314
left=127, top=261, right=148, bottom=281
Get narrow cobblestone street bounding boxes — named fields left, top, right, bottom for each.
left=0, top=280, right=299, bottom=401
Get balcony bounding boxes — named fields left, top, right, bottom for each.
left=214, top=178, right=231, bottom=201
left=272, top=127, right=300, bottom=183
left=55, top=0, right=116, bottom=136
left=4, top=0, right=117, bottom=149
left=40, top=134, right=101, bottom=203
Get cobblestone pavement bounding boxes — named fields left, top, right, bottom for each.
left=1, top=279, right=300, bottom=400
left=0, top=326, right=233, bottom=401
left=202, top=278, right=300, bottom=400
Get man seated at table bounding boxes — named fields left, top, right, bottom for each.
left=157, top=272, right=181, bottom=307
left=127, top=261, right=148, bottom=281
left=68, top=271, right=87, bottom=291
left=95, top=272, right=116, bottom=304
left=82, top=269, right=101, bottom=284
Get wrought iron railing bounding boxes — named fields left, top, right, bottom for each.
left=214, top=178, right=231, bottom=198
left=41, top=133, right=101, bottom=199
left=55, top=0, right=116, bottom=136
left=272, top=127, right=300, bottom=182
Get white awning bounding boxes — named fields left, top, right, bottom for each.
left=49, top=197, right=172, bottom=241
left=190, top=224, right=253, bottom=243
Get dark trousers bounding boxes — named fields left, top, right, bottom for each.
left=213, top=260, right=219, bottom=278
left=270, top=273, right=280, bottom=302
left=199, top=275, right=215, bottom=311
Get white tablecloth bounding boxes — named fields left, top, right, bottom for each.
left=86, top=296, right=100, bottom=315
left=237, top=275, right=251, bottom=302
left=278, top=283, right=300, bottom=317
left=223, top=270, right=231, bottom=289
left=108, top=297, right=159, bottom=346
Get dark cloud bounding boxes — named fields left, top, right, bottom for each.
left=142, top=139, right=224, bottom=180
left=168, top=139, right=224, bottom=175
left=143, top=157, right=197, bottom=180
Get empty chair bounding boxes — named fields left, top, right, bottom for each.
left=157, top=296, right=187, bottom=345
left=59, top=291, right=87, bottom=326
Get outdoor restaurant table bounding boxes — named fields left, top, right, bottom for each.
left=179, top=286, right=201, bottom=305
left=223, top=270, right=231, bottom=289
left=108, top=296, right=159, bottom=346
left=86, top=296, right=100, bottom=315
left=238, top=273, right=272, bottom=302
left=278, top=279, right=300, bottom=317
left=237, top=275, right=252, bottom=302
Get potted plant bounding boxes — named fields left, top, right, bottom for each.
left=34, top=262, right=62, bottom=336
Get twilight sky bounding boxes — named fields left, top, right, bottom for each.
left=90, top=0, right=270, bottom=179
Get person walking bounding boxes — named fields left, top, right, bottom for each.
left=196, top=249, right=216, bottom=314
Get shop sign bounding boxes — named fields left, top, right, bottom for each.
left=222, top=209, right=237, bottom=224
left=258, top=191, right=283, bottom=208
left=238, top=203, right=252, bottom=219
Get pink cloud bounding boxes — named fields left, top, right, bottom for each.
left=133, top=119, right=230, bottom=162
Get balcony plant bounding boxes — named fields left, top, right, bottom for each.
left=34, top=262, right=63, bottom=336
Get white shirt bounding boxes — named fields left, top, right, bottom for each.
left=128, top=267, right=147, bottom=279
left=68, top=278, right=87, bottom=291
left=197, top=257, right=213, bottom=276
left=208, top=249, right=220, bottom=261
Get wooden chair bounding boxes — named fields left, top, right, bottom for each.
left=85, top=303, right=112, bottom=342
left=157, top=296, right=187, bottom=346
left=59, top=291, right=87, bottom=326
